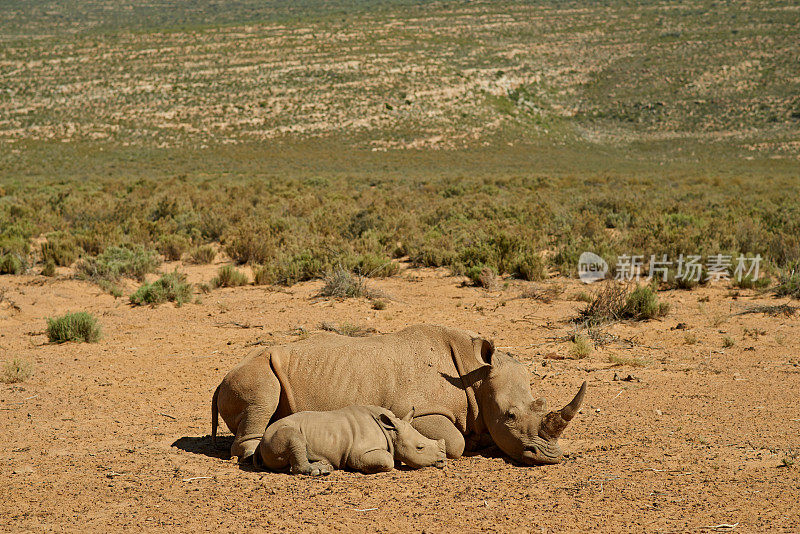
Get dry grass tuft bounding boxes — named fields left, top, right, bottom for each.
left=318, top=268, right=383, bottom=299
left=190, top=245, right=217, bottom=264
left=581, top=283, right=669, bottom=324
left=319, top=321, right=376, bottom=337
left=2, top=358, right=33, bottom=383
left=211, top=266, right=249, bottom=288
left=736, top=303, right=799, bottom=318
left=568, top=335, right=592, bottom=359
left=521, top=284, right=564, bottom=303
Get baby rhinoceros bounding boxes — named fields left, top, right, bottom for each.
left=254, top=406, right=446, bottom=475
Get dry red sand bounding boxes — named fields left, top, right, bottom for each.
left=2, top=262, right=799, bottom=532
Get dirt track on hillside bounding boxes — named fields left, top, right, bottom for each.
left=2, top=262, right=799, bottom=532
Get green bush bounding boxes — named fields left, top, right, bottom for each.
left=623, top=285, right=670, bottom=320
left=0, top=234, right=30, bottom=257
left=774, top=270, right=800, bottom=299
left=253, top=265, right=276, bottom=285
left=581, top=282, right=668, bottom=323
left=77, top=245, right=161, bottom=283
left=225, top=232, right=271, bottom=265
left=511, top=252, right=547, bottom=281
left=211, top=265, right=249, bottom=287
left=157, top=235, right=189, bottom=261
left=41, top=260, right=56, bottom=277
left=733, top=274, right=770, bottom=290
left=272, top=252, right=326, bottom=286
left=190, top=245, right=216, bottom=264
left=354, top=253, right=399, bottom=278
left=41, top=234, right=79, bottom=266
left=0, top=253, right=25, bottom=275
left=46, top=312, right=101, bottom=343
left=130, top=271, right=192, bottom=306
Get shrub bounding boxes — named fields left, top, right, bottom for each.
left=371, top=299, right=387, bottom=310
left=211, top=265, right=249, bottom=287
left=623, top=285, right=670, bottom=320
left=774, top=267, right=800, bottom=299
left=511, top=252, right=547, bottom=281
left=46, top=312, right=101, bottom=343
left=252, top=265, right=276, bottom=285
left=190, top=245, right=216, bottom=264
left=157, top=235, right=189, bottom=261
left=466, top=264, right=498, bottom=288
left=722, top=336, right=735, bottom=348
left=581, top=282, right=630, bottom=324
left=319, top=268, right=375, bottom=298
left=41, top=260, right=56, bottom=277
left=409, top=245, right=456, bottom=268
left=581, top=283, right=668, bottom=323
left=478, top=267, right=500, bottom=290
left=0, top=235, right=30, bottom=257
left=130, top=271, right=192, bottom=306
left=354, top=253, right=399, bottom=278
left=573, top=291, right=593, bottom=303
left=274, top=252, right=326, bottom=285
left=0, top=253, right=25, bottom=275
left=733, top=274, right=771, bottom=290
left=667, top=267, right=709, bottom=290
left=684, top=332, right=698, bottom=345
left=2, top=358, right=33, bottom=383
left=77, top=245, right=161, bottom=283
left=41, top=234, right=79, bottom=266
left=225, top=233, right=271, bottom=265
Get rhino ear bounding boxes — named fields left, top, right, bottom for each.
left=377, top=413, right=400, bottom=433
left=402, top=407, right=416, bottom=423
left=473, top=338, right=495, bottom=367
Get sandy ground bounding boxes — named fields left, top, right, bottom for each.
left=1, top=261, right=799, bottom=532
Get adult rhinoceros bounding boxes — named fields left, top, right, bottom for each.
left=212, top=324, right=586, bottom=465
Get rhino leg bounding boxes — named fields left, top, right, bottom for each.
left=220, top=367, right=281, bottom=463
left=411, top=415, right=465, bottom=459
left=351, top=449, right=395, bottom=474
left=275, top=428, right=331, bottom=476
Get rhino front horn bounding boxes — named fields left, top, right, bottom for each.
left=540, top=381, right=587, bottom=440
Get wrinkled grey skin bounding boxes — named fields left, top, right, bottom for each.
left=476, top=352, right=586, bottom=465
left=255, top=406, right=447, bottom=475
left=213, top=325, right=586, bottom=466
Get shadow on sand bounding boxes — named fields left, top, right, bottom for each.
left=171, top=435, right=233, bottom=461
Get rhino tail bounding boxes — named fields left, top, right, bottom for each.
left=269, top=350, right=298, bottom=415
left=211, top=383, right=221, bottom=448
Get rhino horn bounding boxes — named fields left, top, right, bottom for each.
left=540, top=381, right=587, bottom=440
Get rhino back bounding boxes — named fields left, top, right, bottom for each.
left=281, top=327, right=470, bottom=429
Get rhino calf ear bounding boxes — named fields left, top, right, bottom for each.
left=473, top=338, right=495, bottom=366
left=402, top=407, right=416, bottom=423
left=377, top=413, right=399, bottom=432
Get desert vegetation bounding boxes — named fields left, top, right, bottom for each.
left=0, top=1, right=798, bottom=296
left=130, top=271, right=193, bottom=307
left=45, top=312, right=102, bottom=343
left=2, top=2, right=800, bottom=531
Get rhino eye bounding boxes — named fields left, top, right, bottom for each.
left=506, top=411, right=516, bottom=420
left=416, top=445, right=425, bottom=450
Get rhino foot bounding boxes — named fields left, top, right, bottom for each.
left=294, top=461, right=332, bottom=476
